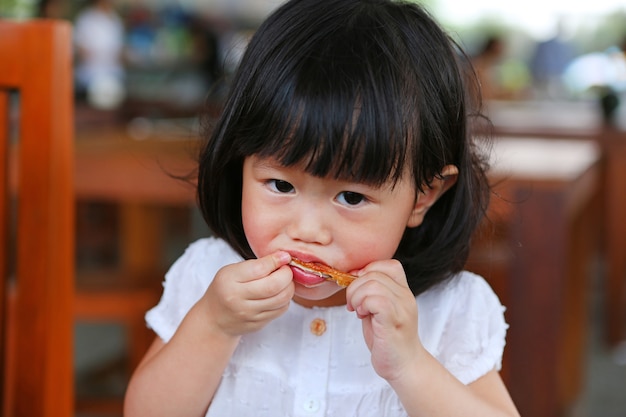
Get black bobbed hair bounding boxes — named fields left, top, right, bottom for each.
left=197, top=0, right=491, bottom=295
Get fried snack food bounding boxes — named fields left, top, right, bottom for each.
left=289, top=258, right=356, bottom=287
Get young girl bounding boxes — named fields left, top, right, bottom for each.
left=125, top=0, right=520, bottom=416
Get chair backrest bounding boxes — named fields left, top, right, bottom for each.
left=0, top=20, right=74, bottom=417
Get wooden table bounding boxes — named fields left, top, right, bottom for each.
left=467, top=136, right=602, bottom=417
left=485, top=99, right=602, bottom=138
left=75, top=126, right=198, bottom=204
left=485, top=99, right=626, bottom=347
left=75, top=125, right=199, bottom=276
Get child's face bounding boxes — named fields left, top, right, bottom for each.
left=241, top=154, right=424, bottom=305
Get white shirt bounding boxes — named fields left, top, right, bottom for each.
left=146, top=238, right=508, bottom=417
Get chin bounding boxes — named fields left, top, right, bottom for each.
left=293, top=282, right=346, bottom=306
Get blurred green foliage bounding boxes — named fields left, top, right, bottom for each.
left=0, top=0, right=36, bottom=18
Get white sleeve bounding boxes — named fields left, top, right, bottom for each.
left=436, top=273, right=509, bottom=385
left=145, top=238, right=243, bottom=342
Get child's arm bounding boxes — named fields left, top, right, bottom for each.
left=124, top=251, right=294, bottom=417
left=346, top=260, right=520, bottom=417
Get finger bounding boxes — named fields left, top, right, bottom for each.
left=357, top=259, right=408, bottom=287
left=347, top=277, right=396, bottom=316
left=235, top=298, right=292, bottom=333
left=250, top=279, right=295, bottom=314
left=346, top=266, right=399, bottom=312
left=245, top=264, right=294, bottom=301
left=355, top=293, right=396, bottom=320
left=346, top=262, right=413, bottom=316
left=236, top=251, right=292, bottom=283
left=232, top=274, right=295, bottom=325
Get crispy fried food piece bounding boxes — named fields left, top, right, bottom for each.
left=289, top=258, right=356, bottom=287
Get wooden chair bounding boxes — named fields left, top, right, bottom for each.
left=72, top=129, right=198, bottom=415
left=0, top=20, right=74, bottom=417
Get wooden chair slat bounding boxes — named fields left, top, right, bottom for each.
left=0, top=20, right=74, bottom=417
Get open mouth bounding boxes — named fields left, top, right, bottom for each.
left=289, top=258, right=356, bottom=288
left=289, top=262, right=328, bottom=287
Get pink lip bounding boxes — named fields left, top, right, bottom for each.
left=287, top=252, right=328, bottom=287
left=289, top=264, right=327, bottom=287
left=288, top=251, right=323, bottom=264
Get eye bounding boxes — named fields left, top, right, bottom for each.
left=336, top=191, right=366, bottom=206
left=267, top=179, right=295, bottom=194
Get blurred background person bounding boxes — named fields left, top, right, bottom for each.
left=471, top=33, right=531, bottom=100
left=472, top=34, right=506, bottom=100
left=73, top=0, right=126, bottom=110
left=36, top=0, right=67, bottom=19
left=529, top=20, right=575, bottom=99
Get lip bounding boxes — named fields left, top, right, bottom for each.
left=288, top=250, right=324, bottom=264
left=290, top=265, right=327, bottom=287
left=287, top=251, right=328, bottom=287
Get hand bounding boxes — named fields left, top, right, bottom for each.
left=346, top=259, right=424, bottom=382
left=202, top=251, right=294, bottom=337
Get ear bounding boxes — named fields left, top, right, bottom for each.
left=407, top=165, right=459, bottom=228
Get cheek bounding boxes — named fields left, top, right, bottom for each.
left=358, top=239, right=398, bottom=263
left=349, top=198, right=417, bottom=262
left=241, top=215, right=261, bottom=257
left=339, top=223, right=406, bottom=271
left=241, top=194, right=266, bottom=257
left=241, top=184, right=287, bottom=259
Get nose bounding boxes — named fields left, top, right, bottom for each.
left=286, top=202, right=332, bottom=245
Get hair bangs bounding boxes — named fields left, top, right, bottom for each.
left=245, top=25, right=415, bottom=187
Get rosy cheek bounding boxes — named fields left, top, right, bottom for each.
left=241, top=204, right=261, bottom=252
left=242, top=218, right=264, bottom=257
left=343, top=237, right=398, bottom=271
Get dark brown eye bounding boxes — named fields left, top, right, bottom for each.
left=337, top=191, right=365, bottom=206
left=270, top=179, right=294, bottom=193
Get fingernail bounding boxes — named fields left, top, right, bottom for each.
left=276, top=251, right=291, bottom=264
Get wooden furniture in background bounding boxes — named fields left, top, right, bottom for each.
left=0, top=20, right=74, bottom=417
left=486, top=99, right=626, bottom=347
left=484, top=99, right=602, bottom=139
left=467, top=137, right=602, bottom=417
left=73, top=125, right=198, bottom=414
left=600, top=128, right=626, bottom=346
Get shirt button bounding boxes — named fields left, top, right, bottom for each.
left=303, top=398, right=320, bottom=412
left=310, top=318, right=326, bottom=336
